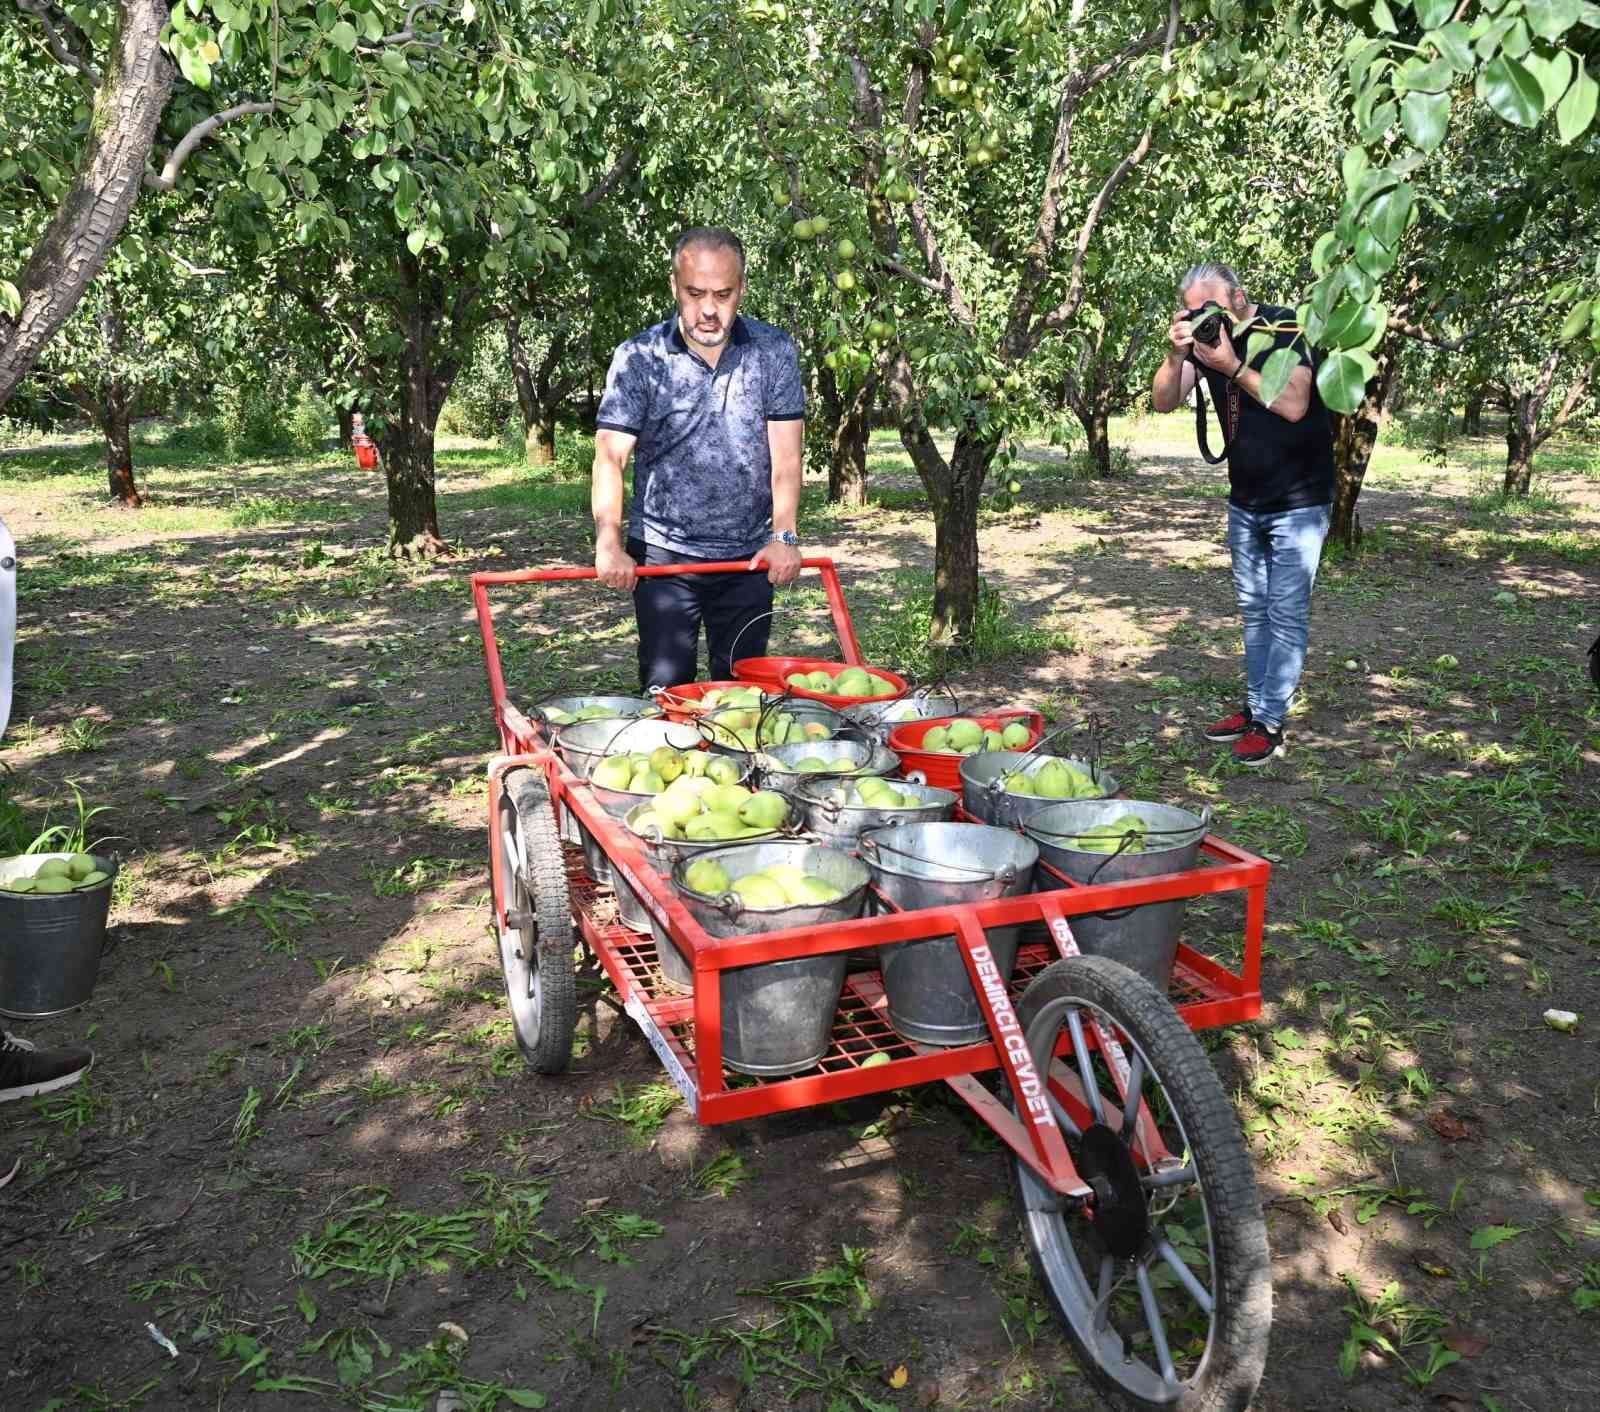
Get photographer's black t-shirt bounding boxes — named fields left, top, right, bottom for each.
left=1197, top=303, right=1335, bottom=512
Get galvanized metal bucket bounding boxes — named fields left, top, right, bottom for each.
left=555, top=717, right=707, bottom=884
left=700, top=697, right=857, bottom=757
left=670, top=841, right=869, bottom=1076
left=844, top=685, right=962, bottom=745
left=858, top=823, right=1039, bottom=1046
left=960, top=750, right=1119, bottom=831
left=755, top=738, right=900, bottom=794
left=789, top=775, right=958, bottom=851
left=618, top=801, right=782, bottom=986
left=530, top=696, right=660, bottom=845
left=1023, top=800, right=1209, bottom=992
left=0, top=853, right=118, bottom=1018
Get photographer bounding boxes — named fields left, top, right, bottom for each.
left=1151, top=263, right=1334, bottom=767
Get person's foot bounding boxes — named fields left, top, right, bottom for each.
left=0, top=1030, right=93, bottom=1104
left=1203, top=707, right=1253, bottom=742
left=1231, top=723, right=1284, bottom=768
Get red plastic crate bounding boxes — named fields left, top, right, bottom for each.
left=887, top=710, right=1045, bottom=790
left=733, top=655, right=908, bottom=707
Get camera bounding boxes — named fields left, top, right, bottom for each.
left=1183, top=302, right=1226, bottom=348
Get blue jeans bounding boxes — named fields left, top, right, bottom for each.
left=1226, top=503, right=1330, bottom=731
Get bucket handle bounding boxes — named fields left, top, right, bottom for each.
left=726, top=608, right=780, bottom=675
left=858, top=831, right=1017, bottom=885
left=713, top=890, right=745, bottom=921
left=1035, top=804, right=1210, bottom=896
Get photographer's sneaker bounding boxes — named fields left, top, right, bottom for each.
left=0, top=1031, right=93, bottom=1103
left=1203, top=707, right=1253, bottom=742
left=1232, top=724, right=1284, bottom=768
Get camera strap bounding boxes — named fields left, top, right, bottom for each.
left=1191, top=362, right=1240, bottom=465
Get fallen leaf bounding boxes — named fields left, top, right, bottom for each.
left=1413, top=1251, right=1453, bottom=1279
left=1441, top=1327, right=1488, bottom=1358
left=916, top=1380, right=942, bottom=1409
left=436, top=1321, right=468, bottom=1344
left=1470, top=1223, right=1528, bottom=1250
left=887, top=1364, right=910, bottom=1389
left=1328, top=1210, right=1349, bottom=1235
left=1431, top=1396, right=1473, bottom=1412
left=1429, top=1110, right=1474, bottom=1142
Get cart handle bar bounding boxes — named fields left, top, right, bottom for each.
left=472, top=558, right=865, bottom=752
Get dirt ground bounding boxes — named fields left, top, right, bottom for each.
left=2, top=417, right=1598, bottom=1412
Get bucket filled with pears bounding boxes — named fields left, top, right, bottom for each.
left=960, top=750, right=1119, bottom=831
left=732, top=656, right=908, bottom=706
left=887, top=712, right=1044, bottom=789
left=670, top=841, right=871, bottom=1075
left=1, top=851, right=120, bottom=1018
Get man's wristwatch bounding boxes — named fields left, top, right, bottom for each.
left=774, top=530, right=800, bottom=548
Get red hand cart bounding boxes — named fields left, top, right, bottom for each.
left=474, top=559, right=1273, bottom=1410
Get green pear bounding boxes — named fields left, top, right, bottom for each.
left=629, top=768, right=666, bottom=795
left=739, top=791, right=789, bottom=831
left=806, top=670, right=835, bottom=691
left=32, top=876, right=75, bottom=894
left=1004, top=772, right=1035, bottom=795
left=786, top=672, right=812, bottom=689
left=706, top=755, right=742, bottom=785
left=802, top=721, right=832, bottom=741
left=794, top=756, right=832, bottom=772
left=4, top=877, right=36, bottom=893
left=732, top=873, right=790, bottom=908
left=762, top=863, right=811, bottom=903
left=867, top=674, right=897, bottom=697
left=983, top=729, right=1004, bottom=750
left=67, top=854, right=98, bottom=880
left=1001, top=721, right=1031, bottom=749
left=684, top=858, right=730, bottom=894
left=649, top=746, right=685, bottom=783
left=1033, top=760, right=1073, bottom=798
left=682, top=751, right=711, bottom=777
left=705, top=784, right=753, bottom=814
left=947, top=718, right=984, bottom=751
left=544, top=707, right=573, bottom=725
left=795, top=875, right=843, bottom=903
left=834, top=668, right=871, bottom=696
left=654, top=790, right=702, bottom=827
left=35, top=858, right=73, bottom=880
left=923, top=726, right=950, bottom=753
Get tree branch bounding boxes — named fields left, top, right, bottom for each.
left=144, top=101, right=278, bottom=192
left=1026, top=1, right=1182, bottom=354
left=15, top=0, right=100, bottom=84
left=1535, top=359, right=1594, bottom=448
left=1002, top=10, right=1180, bottom=357
left=876, top=259, right=942, bottom=295
left=359, top=0, right=453, bottom=49
left=580, top=146, right=636, bottom=211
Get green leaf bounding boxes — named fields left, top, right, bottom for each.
left=1364, top=182, right=1414, bottom=246
left=406, top=227, right=428, bottom=255
left=1469, top=1223, right=1529, bottom=1250
left=1525, top=0, right=1584, bottom=41
left=1430, top=22, right=1475, bottom=73
left=0, top=279, right=20, bottom=319
left=1415, top=0, right=1455, bottom=25
left=329, top=20, right=358, bottom=52
left=1556, top=67, right=1599, bottom=142
left=1480, top=54, right=1544, bottom=125
left=1341, top=146, right=1369, bottom=193
left=295, top=1287, right=317, bottom=1324
left=502, top=1393, right=547, bottom=1409
left=1524, top=48, right=1574, bottom=109
left=1558, top=300, right=1593, bottom=340
left=1371, top=0, right=1398, bottom=35
left=1354, top=227, right=1398, bottom=275
left=1316, top=350, right=1377, bottom=414
left=1402, top=90, right=1451, bottom=150
left=1258, top=348, right=1301, bottom=410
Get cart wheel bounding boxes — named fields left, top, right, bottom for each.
left=496, top=768, right=577, bottom=1074
left=1009, top=956, right=1270, bottom=1411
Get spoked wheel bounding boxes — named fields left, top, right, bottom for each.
left=496, top=768, right=577, bottom=1074
left=1010, top=957, right=1270, bottom=1411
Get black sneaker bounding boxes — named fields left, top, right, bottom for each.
left=1231, top=724, right=1284, bottom=768
left=0, top=1031, right=93, bottom=1104
left=1203, top=707, right=1253, bottom=742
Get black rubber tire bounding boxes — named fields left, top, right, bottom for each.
left=1009, top=956, right=1271, bottom=1411
left=497, top=768, right=577, bottom=1074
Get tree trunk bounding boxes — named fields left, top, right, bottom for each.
left=818, top=365, right=871, bottom=506
left=338, top=406, right=354, bottom=450
left=0, top=0, right=174, bottom=410
left=1329, top=327, right=1404, bottom=548
left=507, top=314, right=562, bottom=466
left=1079, top=402, right=1112, bottom=477
left=1463, top=386, right=1486, bottom=436
left=1503, top=395, right=1536, bottom=496
left=95, top=300, right=141, bottom=506
left=929, top=432, right=997, bottom=647
left=378, top=267, right=460, bottom=555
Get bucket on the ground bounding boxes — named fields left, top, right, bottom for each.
left=671, top=841, right=869, bottom=1076
left=554, top=717, right=705, bottom=884
left=0, top=853, right=119, bottom=1018
left=858, top=823, right=1039, bottom=1046
left=960, top=750, right=1119, bottom=831
left=1022, top=800, right=1209, bottom=992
